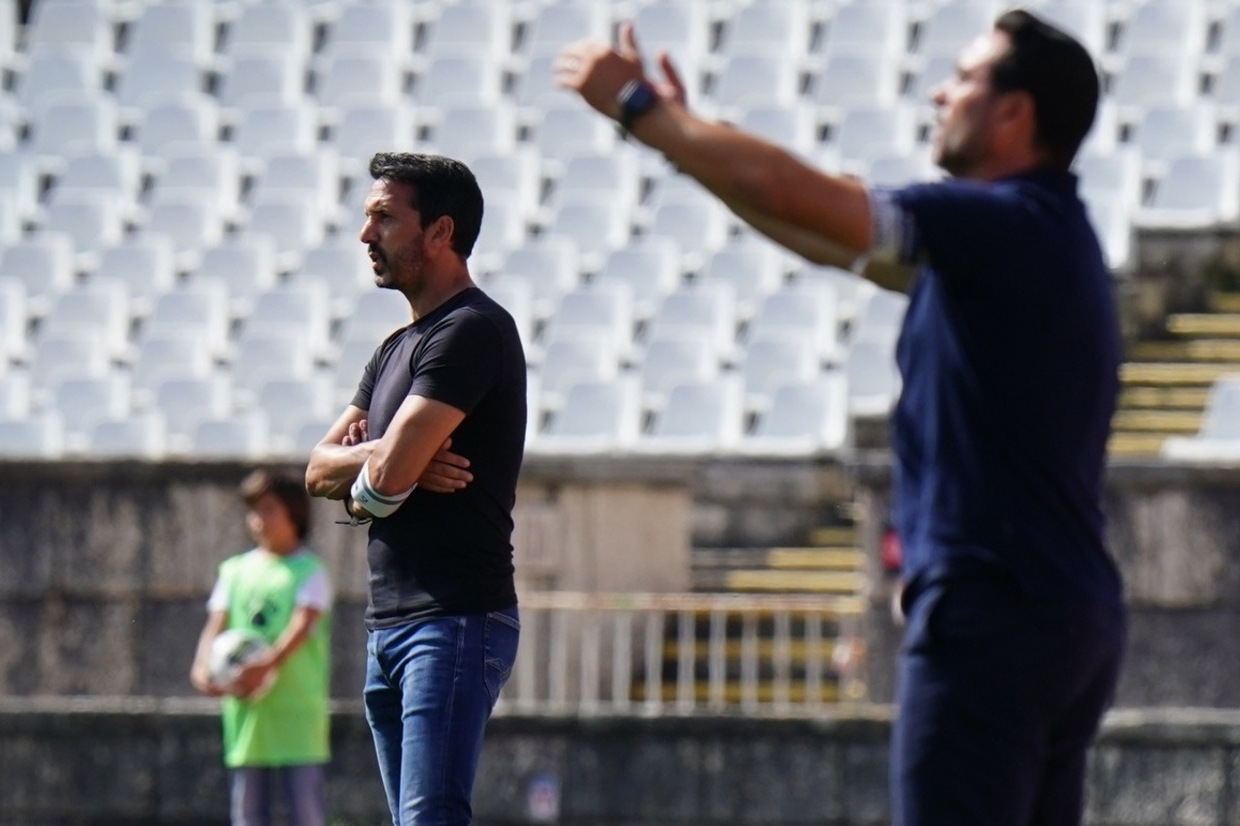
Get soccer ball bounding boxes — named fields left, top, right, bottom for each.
left=208, top=628, right=276, bottom=698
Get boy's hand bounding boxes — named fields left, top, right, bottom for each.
left=417, top=437, right=474, bottom=494
left=232, top=659, right=278, bottom=700
left=190, top=665, right=227, bottom=698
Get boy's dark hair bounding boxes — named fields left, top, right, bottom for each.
left=368, top=152, right=484, bottom=259
left=239, top=468, right=312, bottom=540
left=992, top=9, right=1100, bottom=168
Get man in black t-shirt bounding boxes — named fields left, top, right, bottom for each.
left=306, top=153, right=526, bottom=826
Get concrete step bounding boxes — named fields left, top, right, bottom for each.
left=1166, top=314, right=1240, bottom=338
left=805, top=525, right=858, bottom=546
left=1119, top=386, right=1211, bottom=410
left=1120, top=362, right=1240, bottom=386
left=1128, top=339, right=1240, bottom=362
left=1208, top=293, right=1240, bottom=314
left=662, top=639, right=841, bottom=661
left=1111, top=409, right=1203, bottom=433
left=630, top=680, right=844, bottom=704
left=720, top=569, right=867, bottom=595
left=1108, top=432, right=1169, bottom=456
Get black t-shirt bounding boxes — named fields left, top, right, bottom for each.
left=352, top=287, right=527, bottom=627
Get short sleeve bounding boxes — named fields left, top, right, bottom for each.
left=409, top=310, right=503, bottom=413
left=296, top=567, right=332, bottom=612
left=206, top=576, right=229, bottom=612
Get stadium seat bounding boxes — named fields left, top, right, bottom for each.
left=240, top=283, right=333, bottom=359
left=329, top=103, right=420, bottom=168
left=1129, top=103, right=1220, bottom=174
left=218, top=54, right=307, bottom=111
left=253, top=376, right=336, bottom=456
left=114, top=53, right=206, bottom=114
left=191, top=235, right=281, bottom=318
left=535, top=333, right=621, bottom=412
left=822, top=103, right=920, bottom=175
left=90, top=237, right=176, bottom=318
left=716, top=1, right=813, bottom=58
left=1077, top=148, right=1144, bottom=215
left=631, top=1, right=710, bottom=65
left=543, top=195, right=631, bottom=269
left=1108, top=53, right=1197, bottom=117
left=229, top=102, right=319, bottom=163
left=130, top=330, right=216, bottom=395
left=699, top=240, right=788, bottom=322
left=37, top=192, right=128, bottom=267
left=29, top=95, right=120, bottom=160
left=29, top=330, right=113, bottom=392
left=644, top=198, right=732, bottom=266
left=0, top=277, right=27, bottom=361
left=419, top=2, right=513, bottom=58
left=845, top=336, right=901, bottom=418
left=635, top=376, right=745, bottom=456
left=809, top=53, right=900, bottom=117
left=414, top=54, right=503, bottom=109
left=739, top=334, right=822, bottom=413
left=336, top=290, right=411, bottom=350
left=747, top=282, right=844, bottom=364
left=1135, top=151, right=1240, bottom=230
left=14, top=50, right=102, bottom=108
left=735, top=104, right=819, bottom=157
left=915, top=1, right=997, bottom=58
left=517, top=3, right=610, bottom=58
left=594, top=238, right=683, bottom=321
left=480, top=276, right=535, bottom=357
left=148, top=146, right=243, bottom=218
left=190, top=411, right=272, bottom=460
left=708, top=52, right=800, bottom=111
left=496, top=238, right=581, bottom=321
left=221, top=2, right=314, bottom=61
left=549, top=148, right=643, bottom=213
left=25, top=1, right=112, bottom=65
left=229, top=331, right=316, bottom=398
left=1113, top=0, right=1208, bottom=58
left=318, top=2, right=415, bottom=64
left=142, top=280, right=232, bottom=356
left=1084, top=196, right=1136, bottom=273
left=39, top=278, right=132, bottom=360
left=531, top=376, right=641, bottom=456
left=531, top=104, right=618, bottom=162
left=541, top=281, right=637, bottom=359
left=240, top=197, right=328, bottom=266
left=643, top=282, right=740, bottom=363
left=86, top=412, right=167, bottom=459
left=139, top=190, right=230, bottom=265
left=428, top=103, right=519, bottom=158
left=250, top=150, right=342, bottom=216
left=131, top=95, right=223, bottom=161
left=635, top=331, right=721, bottom=413
left=291, top=238, right=374, bottom=315
left=737, top=376, right=850, bottom=456
left=52, top=373, right=133, bottom=450
left=851, top=288, right=908, bottom=345
left=50, top=147, right=143, bottom=208
left=314, top=53, right=404, bottom=111
left=0, top=370, right=31, bottom=418
left=814, top=1, right=909, bottom=60
left=0, top=414, right=65, bottom=459
left=0, top=234, right=76, bottom=316
left=153, top=375, right=234, bottom=454
left=123, top=1, right=214, bottom=62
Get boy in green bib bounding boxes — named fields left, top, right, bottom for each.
left=191, top=469, right=333, bottom=826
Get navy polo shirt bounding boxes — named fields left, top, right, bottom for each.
left=870, top=168, right=1123, bottom=604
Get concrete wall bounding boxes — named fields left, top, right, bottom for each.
left=0, top=459, right=692, bottom=699
left=3, top=698, right=1240, bottom=825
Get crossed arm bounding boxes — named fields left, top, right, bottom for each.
left=305, top=395, right=474, bottom=512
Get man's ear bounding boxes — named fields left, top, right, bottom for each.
left=428, top=215, right=455, bottom=250
left=995, top=89, right=1037, bottom=141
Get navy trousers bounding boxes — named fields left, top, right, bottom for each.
left=891, top=576, right=1126, bottom=826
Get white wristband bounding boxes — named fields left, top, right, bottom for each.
left=350, top=458, right=416, bottom=518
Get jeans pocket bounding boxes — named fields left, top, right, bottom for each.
left=483, top=609, right=520, bottom=706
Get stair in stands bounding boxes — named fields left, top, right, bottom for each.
left=1110, top=291, right=1240, bottom=458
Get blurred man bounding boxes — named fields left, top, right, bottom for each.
left=557, top=10, right=1124, bottom=825
left=305, top=153, right=526, bottom=825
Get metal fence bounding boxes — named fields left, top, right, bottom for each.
left=497, top=591, right=868, bottom=716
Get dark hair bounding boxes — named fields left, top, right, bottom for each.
left=368, top=152, right=484, bottom=259
left=238, top=468, right=312, bottom=540
left=991, top=9, right=1100, bottom=168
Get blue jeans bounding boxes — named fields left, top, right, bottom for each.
left=363, top=607, right=520, bottom=826
left=892, top=577, right=1125, bottom=826
left=229, top=764, right=326, bottom=826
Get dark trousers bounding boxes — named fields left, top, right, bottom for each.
left=892, top=577, right=1126, bottom=826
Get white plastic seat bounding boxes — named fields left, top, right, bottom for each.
left=242, top=198, right=328, bottom=264
left=851, top=288, right=908, bottom=345
left=1109, top=53, right=1196, bottom=116
left=632, top=2, right=710, bottom=64
left=150, top=146, right=243, bottom=217
left=292, top=238, right=373, bottom=314
left=0, top=370, right=31, bottom=418
left=915, top=1, right=996, bottom=57
left=809, top=52, right=898, bottom=115
left=739, top=334, right=822, bottom=412
left=1114, top=0, right=1207, bottom=58
left=415, top=54, right=503, bottom=108
left=250, top=150, right=341, bottom=215
left=535, top=333, right=620, bottom=411
left=552, top=147, right=642, bottom=210
left=478, top=277, right=534, bottom=355
left=50, top=148, right=143, bottom=207
left=815, top=1, right=908, bottom=60
left=1135, top=151, right=1240, bottom=230
left=699, top=240, right=787, bottom=321
left=91, top=238, right=176, bottom=318
left=0, top=277, right=27, bottom=361
left=192, top=235, right=281, bottom=318
left=903, top=54, right=956, bottom=108
left=329, top=103, right=419, bottom=167
left=430, top=103, right=519, bottom=157
left=29, top=96, right=120, bottom=159
left=140, top=191, right=229, bottom=261
left=40, top=279, right=132, bottom=359
left=133, top=95, right=222, bottom=160
left=30, top=330, right=112, bottom=391
left=37, top=192, right=127, bottom=266
left=735, top=105, right=819, bottom=156
left=541, top=282, right=636, bottom=359
left=0, top=234, right=76, bottom=315
left=1161, top=376, right=1240, bottom=462
left=143, top=281, right=232, bottom=358
left=636, top=330, right=720, bottom=412
left=25, top=2, right=111, bottom=65
left=314, top=53, right=403, bottom=110
left=1025, top=0, right=1107, bottom=56
left=532, top=104, right=617, bottom=161
left=708, top=52, right=799, bottom=111
left=644, top=198, right=731, bottom=265
left=153, top=375, right=234, bottom=454
left=230, top=102, right=319, bottom=161
left=253, top=376, right=335, bottom=455
left=420, top=2, right=512, bottom=57
left=518, top=3, right=610, bottom=58
left=222, top=2, right=313, bottom=61
left=865, top=150, right=939, bottom=187
left=511, top=52, right=578, bottom=110
left=471, top=195, right=527, bottom=265
left=219, top=54, right=307, bottom=110
left=52, top=373, right=131, bottom=448
left=635, top=376, right=744, bottom=456
left=86, top=412, right=167, bottom=459
left=190, top=411, right=271, bottom=459
left=0, top=414, right=65, bottom=459
left=337, top=290, right=411, bottom=349
left=644, top=282, right=739, bottom=362
left=1076, top=148, right=1143, bottom=211
left=230, top=331, right=316, bottom=397
left=331, top=337, right=379, bottom=406
left=737, top=375, right=849, bottom=456
left=114, top=53, right=205, bottom=113
left=845, top=336, right=901, bottom=417
left=496, top=238, right=581, bottom=321
left=0, top=150, right=42, bottom=218
left=124, top=2, right=214, bottom=62
left=748, top=283, right=843, bottom=364
left=531, top=376, right=641, bottom=456
left=544, top=195, right=630, bottom=268
left=319, top=2, right=415, bottom=64
left=241, top=282, right=333, bottom=358
left=1084, top=195, right=1136, bottom=273
left=1219, top=6, right=1240, bottom=60
left=1130, top=103, right=1219, bottom=173
left=15, top=50, right=101, bottom=108
left=594, top=238, right=682, bottom=321
left=824, top=103, right=920, bottom=174
left=468, top=149, right=542, bottom=217
left=717, top=1, right=812, bottom=58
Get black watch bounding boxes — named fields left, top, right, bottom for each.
left=616, top=79, right=658, bottom=136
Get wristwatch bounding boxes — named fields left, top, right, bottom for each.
left=616, top=79, right=659, bottom=137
